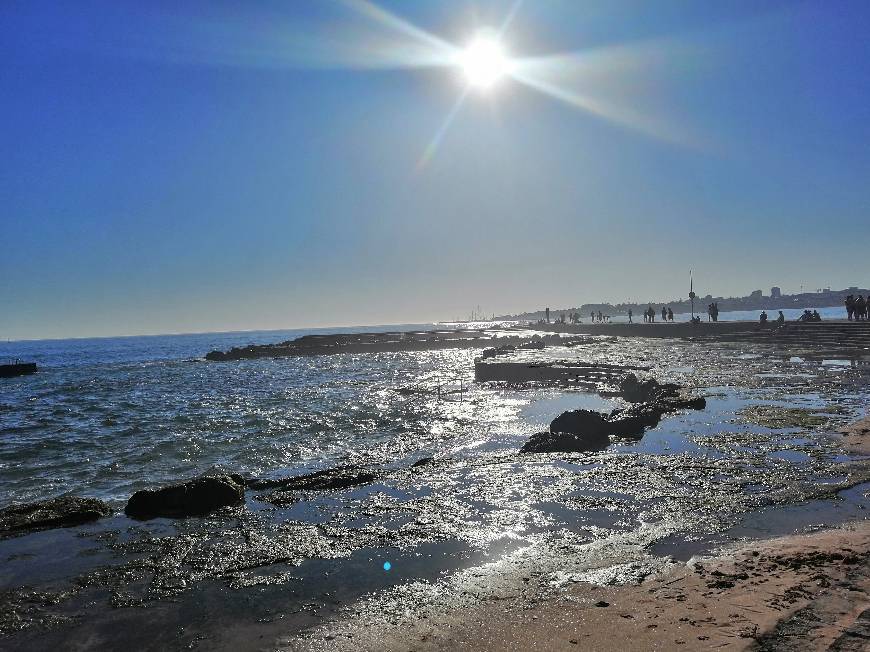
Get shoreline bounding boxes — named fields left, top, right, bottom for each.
left=287, top=418, right=870, bottom=651
left=332, top=521, right=870, bottom=652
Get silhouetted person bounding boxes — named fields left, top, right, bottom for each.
left=759, top=310, right=768, bottom=324
left=857, top=296, right=866, bottom=321
left=628, top=308, right=633, bottom=323
left=667, top=307, right=674, bottom=322
left=546, top=307, right=550, bottom=323
left=846, top=295, right=854, bottom=321
left=707, top=304, right=713, bottom=322
left=776, top=310, right=785, bottom=324
left=812, top=309, right=822, bottom=322
left=648, top=305, right=655, bottom=323
left=597, top=310, right=603, bottom=323
left=662, top=306, right=667, bottom=322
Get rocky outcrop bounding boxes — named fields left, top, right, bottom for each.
left=521, top=388, right=706, bottom=454
left=252, top=466, right=379, bottom=507
left=618, top=373, right=681, bottom=403
left=248, top=466, right=378, bottom=491
left=124, top=475, right=244, bottom=519
left=521, top=427, right=610, bottom=454
left=0, top=496, right=111, bottom=537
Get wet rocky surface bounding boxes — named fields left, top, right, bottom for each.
left=124, top=475, right=245, bottom=519
left=205, top=329, right=569, bottom=361
left=1, top=334, right=869, bottom=649
left=0, top=497, right=111, bottom=539
left=520, top=383, right=707, bottom=454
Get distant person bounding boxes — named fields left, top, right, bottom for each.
left=776, top=310, right=785, bottom=324
left=759, top=310, right=768, bottom=324
left=648, top=305, right=655, bottom=323
left=812, top=309, right=822, bottom=322
left=668, top=307, right=674, bottom=322
left=846, top=295, right=854, bottom=321
left=712, top=302, right=719, bottom=322
left=857, top=296, right=866, bottom=321
left=628, top=308, right=633, bottom=323
left=799, top=309, right=812, bottom=322
left=662, top=306, right=667, bottom=322
left=707, top=304, right=713, bottom=322
left=598, top=310, right=603, bottom=323
left=590, top=311, right=595, bottom=323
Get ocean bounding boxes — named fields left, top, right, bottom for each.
left=1, top=324, right=442, bottom=504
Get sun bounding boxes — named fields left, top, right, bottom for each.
left=458, top=31, right=511, bottom=90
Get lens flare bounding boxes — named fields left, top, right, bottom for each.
left=458, top=32, right=510, bottom=89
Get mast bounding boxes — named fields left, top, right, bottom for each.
left=689, top=270, right=696, bottom=320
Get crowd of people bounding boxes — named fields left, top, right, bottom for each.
left=797, top=309, right=822, bottom=322
left=548, top=297, right=870, bottom=326
left=845, top=294, right=868, bottom=320
left=623, top=306, right=676, bottom=322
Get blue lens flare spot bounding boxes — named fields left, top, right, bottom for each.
left=383, top=561, right=392, bottom=571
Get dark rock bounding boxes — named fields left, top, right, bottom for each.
left=674, top=395, right=706, bottom=411
left=607, top=403, right=664, bottom=438
left=521, top=389, right=706, bottom=453
left=595, top=600, right=610, bottom=607
left=124, top=475, right=244, bottom=519
left=249, top=466, right=378, bottom=492
left=0, top=496, right=111, bottom=537
left=411, top=457, right=434, bottom=468
left=255, top=466, right=379, bottom=507
left=228, top=473, right=248, bottom=487
left=520, top=429, right=610, bottom=454
left=619, top=373, right=680, bottom=403
left=550, top=409, right=611, bottom=437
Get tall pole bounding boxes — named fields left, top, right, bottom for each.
left=689, top=270, right=695, bottom=320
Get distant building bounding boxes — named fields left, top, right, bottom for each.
left=770, top=286, right=782, bottom=299
left=750, top=290, right=763, bottom=299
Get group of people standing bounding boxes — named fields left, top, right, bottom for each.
left=627, top=306, right=674, bottom=323
left=707, top=302, right=720, bottom=322
left=845, top=295, right=868, bottom=320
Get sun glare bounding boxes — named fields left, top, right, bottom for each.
left=459, top=31, right=510, bottom=90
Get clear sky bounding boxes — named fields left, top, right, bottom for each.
left=2, top=0, right=869, bottom=339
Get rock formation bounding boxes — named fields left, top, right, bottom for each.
left=124, top=475, right=244, bottom=519
left=0, top=496, right=111, bottom=537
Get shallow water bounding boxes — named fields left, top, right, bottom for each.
left=1, top=328, right=868, bottom=649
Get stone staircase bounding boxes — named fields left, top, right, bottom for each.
left=712, top=320, right=870, bottom=358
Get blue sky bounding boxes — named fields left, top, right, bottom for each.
left=2, top=0, right=869, bottom=339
